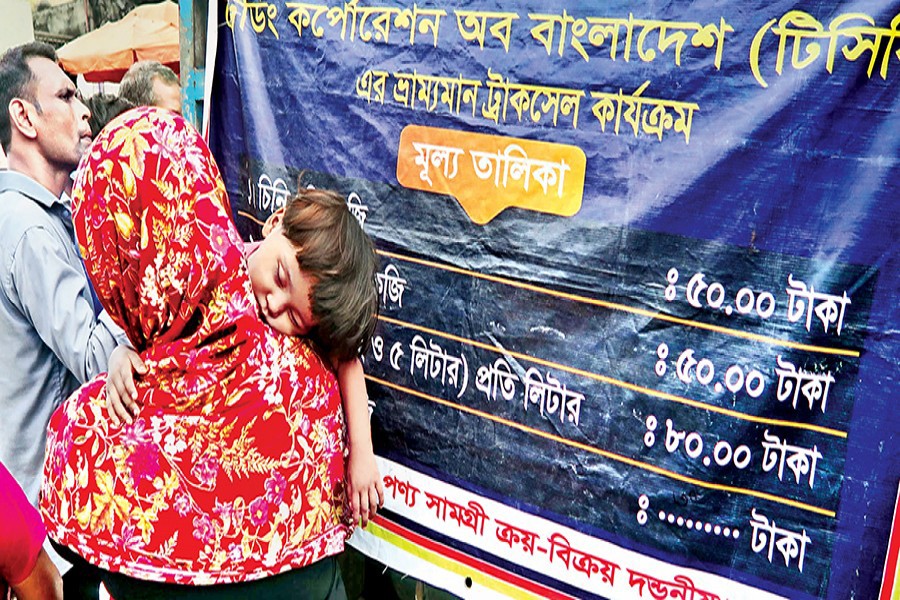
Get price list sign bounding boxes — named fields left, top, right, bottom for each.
left=210, top=1, right=899, bottom=598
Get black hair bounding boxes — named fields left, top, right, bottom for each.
left=0, top=41, right=57, bottom=153
left=85, top=93, right=135, bottom=137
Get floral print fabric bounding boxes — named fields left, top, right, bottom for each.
left=40, top=107, right=350, bottom=584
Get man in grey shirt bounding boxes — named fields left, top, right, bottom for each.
left=0, top=42, right=125, bottom=504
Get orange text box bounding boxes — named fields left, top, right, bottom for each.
left=397, top=125, right=586, bottom=225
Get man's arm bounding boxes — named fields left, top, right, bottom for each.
left=337, top=357, right=384, bottom=527
left=11, top=227, right=121, bottom=382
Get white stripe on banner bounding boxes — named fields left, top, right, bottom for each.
left=349, top=457, right=788, bottom=600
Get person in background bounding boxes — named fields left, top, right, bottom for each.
left=118, top=60, right=181, bottom=113
left=0, top=41, right=126, bottom=503
left=0, top=40, right=126, bottom=600
left=0, top=461, right=62, bottom=600
left=83, top=93, right=134, bottom=137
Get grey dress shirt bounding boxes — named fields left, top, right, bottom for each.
left=0, top=170, right=126, bottom=503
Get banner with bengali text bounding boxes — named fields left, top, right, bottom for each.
left=207, top=1, right=900, bottom=598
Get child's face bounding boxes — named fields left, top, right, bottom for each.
left=247, top=226, right=318, bottom=337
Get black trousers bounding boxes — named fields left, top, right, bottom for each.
left=52, top=541, right=347, bottom=600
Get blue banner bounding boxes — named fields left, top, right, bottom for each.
left=208, top=1, right=900, bottom=598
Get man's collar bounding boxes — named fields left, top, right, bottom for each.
left=0, top=169, right=66, bottom=209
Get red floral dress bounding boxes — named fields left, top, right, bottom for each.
left=40, top=107, right=351, bottom=584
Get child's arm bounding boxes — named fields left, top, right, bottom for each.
left=337, top=357, right=384, bottom=527
left=105, top=345, right=147, bottom=426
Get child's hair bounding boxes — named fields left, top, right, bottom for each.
left=85, top=93, right=135, bottom=137
left=281, top=188, right=379, bottom=362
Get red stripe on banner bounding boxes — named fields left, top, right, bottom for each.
left=879, top=483, right=900, bottom=600
left=372, top=513, right=579, bottom=600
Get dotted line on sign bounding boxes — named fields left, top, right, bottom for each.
left=658, top=510, right=740, bottom=539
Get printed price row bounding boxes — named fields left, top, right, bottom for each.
left=655, top=343, right=836, bottom=414
left=643, top=416, right=823, bottom=490
left=664, top=268, right=851, bottom=337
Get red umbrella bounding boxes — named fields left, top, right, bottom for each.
left=57, top=1, right=179, bottom=82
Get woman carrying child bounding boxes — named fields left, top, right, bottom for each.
left=40, top=107, right=378, bottom=598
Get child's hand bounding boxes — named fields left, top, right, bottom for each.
left=105, top=345, right=147, bottom=427
left=348, top=445, right=384, bottom=528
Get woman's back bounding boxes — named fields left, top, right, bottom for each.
left=40, top=107, right=350, bottom=585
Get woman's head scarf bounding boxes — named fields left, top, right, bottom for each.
left=40, top=107, right=350, bottom=584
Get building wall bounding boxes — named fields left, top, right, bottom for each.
left=32, top=0, right=88, bottom=41
left=0, top=0, right=35, bottom=54
left=0, top=0, right=35, bottom=168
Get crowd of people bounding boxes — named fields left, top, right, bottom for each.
left=0, top=42, right=383, bottom=600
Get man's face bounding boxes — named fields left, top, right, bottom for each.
left=25, top=57, right=92, bottom=170
left=151, top=77, right=181, bottom=114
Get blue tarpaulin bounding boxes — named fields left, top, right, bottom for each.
left=209, top=1, right=899, bottom=597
